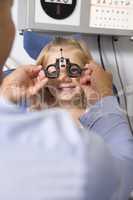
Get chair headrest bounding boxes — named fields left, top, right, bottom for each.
left=23, top=31, right=53, bottom=60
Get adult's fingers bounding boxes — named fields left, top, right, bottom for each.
left=25, top=65, right=43, bottom=78
left=35, top=78, right=48, bottom=92
left=85, top=62, right=104, bottom=74
left=31, top=65, right=43, bottom=78
left=29, top=77, right=48, bottom=96
left=38, top=70, right=45, bottom=81
left=80, top=63, right=94, bottom=85
left=80, top=75, right=91, bottom=85
left=83, top=67, right=93, bottom=76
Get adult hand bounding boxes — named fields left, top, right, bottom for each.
left=80, top=61, right=113, bottom=105
left=0, top=65, right=48, bottom=106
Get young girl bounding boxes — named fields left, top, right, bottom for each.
left=32, top=37, right=93, bottom=125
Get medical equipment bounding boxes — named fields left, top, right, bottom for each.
left=18, top=0, right=133, bottom=36
left=44, top=48, right=87, bottom=78
left=40, top=0, right=77, bottom=19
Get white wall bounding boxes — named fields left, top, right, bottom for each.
left=9, top=0, right=34, bottom=66
left=9, top=0, right=133, bottom=129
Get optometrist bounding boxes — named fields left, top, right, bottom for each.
left=0, top=1, right=133, bottom=200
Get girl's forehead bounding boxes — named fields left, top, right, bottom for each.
left=48, top=46, right=83, bottom=58
left=42, top=45, right=87, bottom=67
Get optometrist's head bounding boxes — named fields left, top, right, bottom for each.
left=0, top=0, right=15, bottom=69
left=36, top=37, right=93, bottom=108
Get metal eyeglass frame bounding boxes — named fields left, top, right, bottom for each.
left=44, top=57, right=87, bottom=79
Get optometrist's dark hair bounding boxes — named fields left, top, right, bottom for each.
left=0, top=0, right=13, bottom=7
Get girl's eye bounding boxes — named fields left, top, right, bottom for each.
left=70, top=66, right=80, bottom=75
left=48, top=66, right=57, bottom=73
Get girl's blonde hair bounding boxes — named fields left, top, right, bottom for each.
left=36, top=37, right=92, bottom=66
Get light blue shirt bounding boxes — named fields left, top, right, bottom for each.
left=0, top=96, right=133, bottom=200
left=80, top=96, right=133, bottom=200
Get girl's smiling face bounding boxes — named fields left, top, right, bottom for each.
left=42, top=45, right=88, bottom=105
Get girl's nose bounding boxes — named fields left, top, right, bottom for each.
left=58, top=67, right=72, bottom=82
